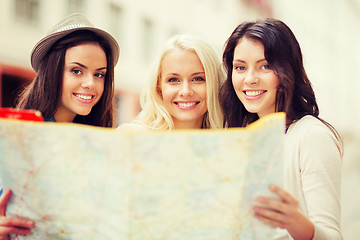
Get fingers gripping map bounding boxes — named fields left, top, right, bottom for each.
left=0, top=113, right=285, bottom=239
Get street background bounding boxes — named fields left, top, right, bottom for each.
left=0, top=0, right=359, bottom=239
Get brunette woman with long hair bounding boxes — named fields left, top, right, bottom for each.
left=220, top=18, right=342, bottom=239
left=0, top=13, right=119, bottom=238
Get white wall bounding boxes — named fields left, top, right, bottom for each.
left=271, top=1, right=360, bottom=239
left=272, top=0, right=360, bottom=134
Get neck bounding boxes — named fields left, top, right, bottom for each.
left=54, top=109, right=77, bottom=123
left=173, top=118, right=203, bottom=130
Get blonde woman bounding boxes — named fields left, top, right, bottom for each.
left=118, top=34, right=223, bottom=130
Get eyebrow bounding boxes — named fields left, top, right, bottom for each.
left=233, top=58, right=267, bottom=64
left=165, top=73, right=180, bottom=76
left=191, top=72, right=205, bottom=76
left=164, top=72, right=205, bottom=77
left=70, top=62, right=107, bottom=71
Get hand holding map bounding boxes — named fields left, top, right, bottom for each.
left=0, top=113, right=285, bottom=239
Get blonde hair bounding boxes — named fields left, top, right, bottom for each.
left=133, top=34, right=224, bottom=130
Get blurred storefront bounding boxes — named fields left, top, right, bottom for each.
left=0, top=64, right=34, bottom=108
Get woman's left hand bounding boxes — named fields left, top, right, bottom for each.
left=252, top=184, right=314, bottom=240
left=0, top=189, right=34, bottom=239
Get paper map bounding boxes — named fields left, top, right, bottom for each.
left=0, top=113, right=285, bottom=239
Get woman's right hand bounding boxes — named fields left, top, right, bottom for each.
left=252, top=185, right=314, bottom=240
left=0, top=189, right=34, bottom=239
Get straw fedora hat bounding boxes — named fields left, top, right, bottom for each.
left=31, top=13, right=120, bottom=72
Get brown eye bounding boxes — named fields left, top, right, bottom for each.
left=95, top=73, right=105, bottom=78
left=72, top=69, right=82, bottom=75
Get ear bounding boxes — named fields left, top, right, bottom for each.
left=156, top=76, right=162, bottom=97
left=157, top=85, right=162, bottom=98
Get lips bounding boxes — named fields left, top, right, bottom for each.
left=73, top=93, right=95, bottom=103
left=175, top=101, right=199, bottom=109
left=244, top=90, right=266, bottom=97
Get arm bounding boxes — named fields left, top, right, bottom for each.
left=253, top=185, right=315, bottom=240
left=296, top=124, right=342, bottom=239
left=0, top=189, right=34, bottom=239
left=253, top=119, right=342, bottom=239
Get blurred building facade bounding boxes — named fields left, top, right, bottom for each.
left=271, top=3, right=360, bottom=238
left=1, top=0, right=359, bottom=130
left=0, top=0, right=360, bottom=238
left=273, top=0, right=360, bottom=134
left=2, top=0, right=358, bottom=130
left=0, top=0, right=268, bottom=126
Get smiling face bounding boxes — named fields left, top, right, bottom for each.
left=160, top=48, right=207, bottom=129
left=54, top=42, right=107, bottom=122
left=232, top=37, right=279, bottom=118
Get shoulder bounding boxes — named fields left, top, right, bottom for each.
left=287, top=115, right=331, bottom=137
left=116, top=122, right=150, bottom=131
left=44, top=117, right=55, bottom=122
left=286, top=115, right=341, bottom=154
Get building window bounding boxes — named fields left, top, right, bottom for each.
left=14, top=0, right=39, bottom=24
left=67, top=0, right=85, bottom=14
left=142, top=18, right=154, bottom=61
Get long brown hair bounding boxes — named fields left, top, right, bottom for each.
left=17, top=30, right=115, bottom=127
left=220, top=18, right=342, bottom=146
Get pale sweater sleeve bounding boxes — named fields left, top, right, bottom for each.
left=298, top=120, right=342, bottom=239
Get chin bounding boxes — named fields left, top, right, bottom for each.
left=76, top=109, right=92, bottom=116
left=244, top=108, right=258, bottom=114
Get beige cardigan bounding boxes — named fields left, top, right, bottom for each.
left=275, top=115, right=342, bottom=239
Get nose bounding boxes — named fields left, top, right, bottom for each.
left=81, top=74, right=95, bottom=89
left=179, top=81, right=193, bottom=96
left=243, top=69, right=259, bottom=85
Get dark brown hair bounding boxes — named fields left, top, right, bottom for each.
left=17, top=30, right=115, bottom=127
left=220, top=18, right=342, bottom=145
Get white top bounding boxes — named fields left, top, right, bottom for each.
left=275, top=115, right=342, bottom=239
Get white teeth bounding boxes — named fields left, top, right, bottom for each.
left=245, top=90, right=264, bottom=96
left=177, top=102, right=196, bottom=107
left=75, top=94, right=93, bottom=100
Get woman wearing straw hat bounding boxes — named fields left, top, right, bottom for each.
left=18, top=12, right=119, bottom=127
left=0, top=13, right=119, bottom=238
